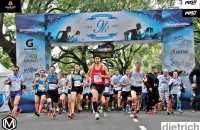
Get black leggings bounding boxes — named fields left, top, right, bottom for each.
left=147, top=92, right=159, bottom=111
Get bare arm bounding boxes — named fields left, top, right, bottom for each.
left=102, top=66, right=110, bottom=79
left=86, top=66, right=92, bottom=82
left=143, top=71, right=147, bottom=82
left=57, top=75, right=62, bottom=88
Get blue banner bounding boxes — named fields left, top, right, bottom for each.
left=45, top=11, right=162, bottom=46
left=16, top=15, right=45, bottom=112
left=162, top=9, right=195, bottom=108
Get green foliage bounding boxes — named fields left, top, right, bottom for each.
left=0, top=48, right=13, bottom=69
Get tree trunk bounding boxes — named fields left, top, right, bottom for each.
left=0, top=13, right=16, bottom=65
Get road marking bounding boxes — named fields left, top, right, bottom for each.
left=130, top=115, right=133, bottom=117
left=139, top=126, right=147, bottom=130
left=133, top=119, right=139, bottom=122
left=27, top=115, right=34, bottom=117
left=128, top=112, right=131, bottom=114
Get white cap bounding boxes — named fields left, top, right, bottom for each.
left=163, top=69, right=168, bottom=72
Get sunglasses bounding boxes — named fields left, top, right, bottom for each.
left=13, top=70, right=18, bottom=71
left=71, top=70, right=75, bottom=71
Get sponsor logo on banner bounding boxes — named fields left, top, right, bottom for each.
left=24, top=39, right=37, bottom=50
left=2, top=115, right=17, bottom=130
left=171, top=49, right=188, bottom=55
left=182, top=0, right=200, bottom=17
left=86, top=14, right=119, bottom=40
left=182, top=0, right=200, bottom=8
left=172, top=35, right=183, bottom=42
left=23, top=54, right=38, bottom=63
left=26, top=39, right=33, bottom=47
left=0, top=0, right=21, bottom=13
left=24, top=67, right=39, bottom=73
left=182, top=9, right=200, bottom=17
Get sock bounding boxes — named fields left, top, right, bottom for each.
left=53, top=107, right=56, bottom=114
left=93, top=102, right=98, bottom=112
left=49, top=104, right=52, bottom=110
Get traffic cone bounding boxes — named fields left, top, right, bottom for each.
left=168, top=98, right=172, bottom=111
left=21, top=89, right=25, bottom=94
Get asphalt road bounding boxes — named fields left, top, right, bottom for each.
left=0, top=110, right=200, bottom=130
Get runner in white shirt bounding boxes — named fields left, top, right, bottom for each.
left=67, top=67, right=74, bottom=118
left=60, top=72, right=68, bottom=113
left=120, top=69, right=132, bottom=114
left=4, top=66, right=26, bottom=117
left=111, top=69, right=122, bottom=110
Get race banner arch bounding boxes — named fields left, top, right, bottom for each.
left=15, top=9, right=195, bottom=112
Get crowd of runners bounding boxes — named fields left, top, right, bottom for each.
left=4, top=54, right=200, bottom=120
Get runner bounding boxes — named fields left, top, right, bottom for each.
left=67, top=67, right=74, bottom=117
left=46, top=66, right=61, bottom=120
left=82, top=77, right=92, bottom=110
left=100, top=79, right=112, bottom=117
left=86, top=53, right=110, bottom=120
left=130, top=62, right=147, bottom=118
left=146, top=67, right=159, bottom=114
left=32, top=70, right=47, bottom=117
left=59, top=72, right=68, bottom=113
left=111, top=69, right=122, bottom=110
left=168, top=70, right=183, bottom=114
left=70, top=63, right=87, bottom=119
left=57, top=72, right=63, bottom=113
left=120, top=69, right=132, bottom=114
left=157, top=69, right=170, bottom=113
left=4, top=66, right=26, bottom=117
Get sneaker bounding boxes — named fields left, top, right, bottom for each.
left=146, top=111, right=152, bottom=114
left=68, top=113, right=71, bottom=118
left=48, top=110, right=53, bottom=116
left=122, top=109, right=126, bottom=114
left=85, top=105, right=89, bottom=110
left=133, top=112, right=137, bottom=118
left=108, top=107, right=111, bottom=112
left=166, top=111, right=170, bottom=115
left=52, top=113, right=56, bottom=120
left=136, top=110, right=140, bottom=113
left=171, top=111, right=174, bottom=115
left=100, top=107, right=103, bottom=114
left=111, top=107, right=114, bottom=111
left=152, top=109, right=158, bottom=114
left=16, top=108, right=22, bottom=116
left=95, top=113, right=100, bottom=120
left=192, top=110, right=196, bottom=113
left=178, top=109, right=183, bottom=113
left=103, top=112, right=107, bottom=117
left=62, top=109, right=67, bottom=113
left=56, top=108, right=59, bottom=112
left=8, top=114, right=16, bottom=118
left=70, top=113, right=75, bottom=120
left=59, top=108, right=63, bottom=114
left=35, top=112, right=40, bottom=117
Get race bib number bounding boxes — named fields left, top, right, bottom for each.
left=74, top=81, right=81, bottom=87
left=94, top=75, right=102, bottom=83
left=126, top=85, right=131, bottom=89
left=104, top=87, right=110, bottom=93
left=38, top=84, right=43, bottom=90
left=174, top=86, right=179, bottom=91
left=12, top=81, right=20, bottom=88
left=49, top=84, right=57, bottom=90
